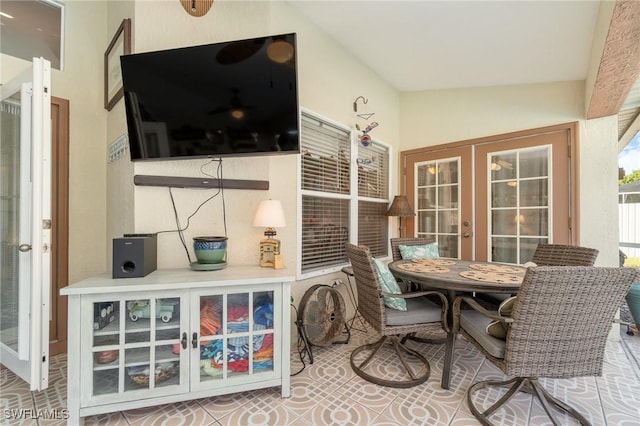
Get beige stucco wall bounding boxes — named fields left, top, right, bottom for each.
left=100, top=0, right=401, bottom=310
left=399, top=81, right=620, bottom=266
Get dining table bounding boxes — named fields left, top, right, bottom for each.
left=388, top=258, right=527, bottom=390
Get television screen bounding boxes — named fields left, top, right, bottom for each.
left=120, top=33, right=299, bottom=161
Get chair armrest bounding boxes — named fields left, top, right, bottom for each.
left=452, top=296, right=512, bottom=333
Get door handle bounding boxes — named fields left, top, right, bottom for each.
left=463, top=232, right=471, bottom=238
left=18, top=244, right=32, bottom=252
left=181, top=332, right=188, bottom=349
left=192, top=332, right=198, bottom=349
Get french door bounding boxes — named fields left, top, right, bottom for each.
left=0, top=58, right=52, bottom=390
left=401, top=123, right=576, bottom=262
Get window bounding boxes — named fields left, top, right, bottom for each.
left=300, top=111, right=390, bottom=275
left=0, top=0, right=65, bottom=70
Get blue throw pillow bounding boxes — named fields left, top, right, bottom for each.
left=399, top=242, right=440, bottom=260
left=373, top=259, right=407, bottom=311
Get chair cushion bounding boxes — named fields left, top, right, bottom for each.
left=373, top=259, right=407, bottom=311
left=460, top=309, right=505, bottom=358
left=386, top=297, right=442, bottom=326
left=485, top=296, right=516, bottom=340
left=399, top=243, right=440, bottom=259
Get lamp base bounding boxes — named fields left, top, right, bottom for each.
left=259, top=238, right=280, bottom=268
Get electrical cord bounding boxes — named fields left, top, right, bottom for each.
left=290, top=303, right=311, bottom=376
left=156, top=158, right=228, bottom=264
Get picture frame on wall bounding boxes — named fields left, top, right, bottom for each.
left=104, top=18, right=131, bottom=111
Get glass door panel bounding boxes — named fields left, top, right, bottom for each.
left=488, top=146, right=551, bottom=263
left=416, top=158, right=460, bottom=258
left=196, top=289, right=276, bottom=387
left=89, top=296, right=184, bottom=401
left=199, top=294, right=224, bottom=382
left=404, top=145, right=473, bottom=259
left=0, top=58, right=51, bottom=390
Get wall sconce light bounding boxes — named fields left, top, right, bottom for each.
left=386, top=195, right=415, bottom=237
left=253, top=199, right=286, bottom=268
left=179, top=0, right=214, bottom=17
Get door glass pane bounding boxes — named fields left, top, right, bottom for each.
left=489, top=146, right=551, bottom=263
left=491, top=237, right=518, bottom=263
left=519, top=148, right=548, bottom=178
left=492, top=209, right=518, bottom=235
left=520, top=237, right=547, bottom=263
left=417, top=187, right=435, bottom=209
left=520, top=209, right=548, bottom=236
left=0, top=96, right=21, bottom=351
left=416, top=158, right=460, bottom=258
left=253, top=292, right=274, bottom=373
left=491, top=182, right=517, bottom=208
left=438, top=235, right=458, bottom=258
left=200, top=295, right=223, bottom=382
left=520, top=179, right=548, bottom=207
left=490, top=153, right=517, bottom=180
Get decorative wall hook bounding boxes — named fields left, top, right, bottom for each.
left=180, top=0, right=214, bottom=17
left=353, top=96, right=368, bottom=112
left=353, top=96, right=376, bottom=120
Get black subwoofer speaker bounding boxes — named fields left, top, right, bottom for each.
left=112, top=234, right=157, bottom=278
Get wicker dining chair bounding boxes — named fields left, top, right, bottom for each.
left=390, top=237, right=436, bottom=262
left=480, top=243, right=599, bottom=306
left=453, top=266, right=639, bottom=425
left=344, top=243, right=449, bottom=388
left=531, top=243, right=599, bottom=266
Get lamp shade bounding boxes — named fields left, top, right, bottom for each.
left=386, top=195, right=415, bottom=217
left=253, top=200, right=286, bottom=228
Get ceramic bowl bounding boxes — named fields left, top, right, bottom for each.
left=193, top=236, right=228, bottom=264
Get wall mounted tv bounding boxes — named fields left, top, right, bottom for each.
left=120, top=33, right=299, bottom=161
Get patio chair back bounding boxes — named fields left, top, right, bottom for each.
left=505, top=266, right=637, bottom=378
left=530, top=243, right=598, bottom=266
left=390, top=237, right=436, bottom=261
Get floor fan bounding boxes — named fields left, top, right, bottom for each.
left=296, top=284, right=349, bottom=364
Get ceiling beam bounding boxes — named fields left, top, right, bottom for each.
left=586, top=0, right=640, bottom=119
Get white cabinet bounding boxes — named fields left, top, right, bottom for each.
left=61, top=267, right=294, bottom=424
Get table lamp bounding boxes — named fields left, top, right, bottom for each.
left=386, top=195, right=415, bottom=237
left=253, top=199, right=286, bottom=268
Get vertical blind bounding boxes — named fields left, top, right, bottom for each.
left=300, top=111, right=390, bottom=273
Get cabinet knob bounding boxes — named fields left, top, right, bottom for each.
left=192, top=332, right=198, bottom=349
left=181, top=332, right=188, bottom=349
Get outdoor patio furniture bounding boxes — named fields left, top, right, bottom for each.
left=454, top=265, right=639, bottom=425
left=480, top=243, right=599, bottom=306
left=344, top=243, right=448, bottom=388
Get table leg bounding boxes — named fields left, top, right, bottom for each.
left=441, top=289, right=457, bottom=389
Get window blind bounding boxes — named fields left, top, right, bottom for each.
left=300, top=111, right=391, bottom=274
left=301, top=112, right=352, bottom=272
left=358, top=200, right=388, bottom=257
left=301, top=114, right=350, bottom=195
left=357, top=141, right=389, bottom=200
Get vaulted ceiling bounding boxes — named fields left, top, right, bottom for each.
left=287, top=0, right=640, bottom=148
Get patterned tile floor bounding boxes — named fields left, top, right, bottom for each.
left=1, top=320, right=639, bottom=426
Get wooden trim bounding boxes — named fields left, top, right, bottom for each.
left=49, top=96, right=69, bottom=356
left=399, top=122, right=580, bottom=259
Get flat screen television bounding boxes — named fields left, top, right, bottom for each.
left=120, top=33, right=299, bottom=161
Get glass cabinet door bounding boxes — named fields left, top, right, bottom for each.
left=86, top=294, right=186, bottom=404
left=195, top=288, right=276, bottom=388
